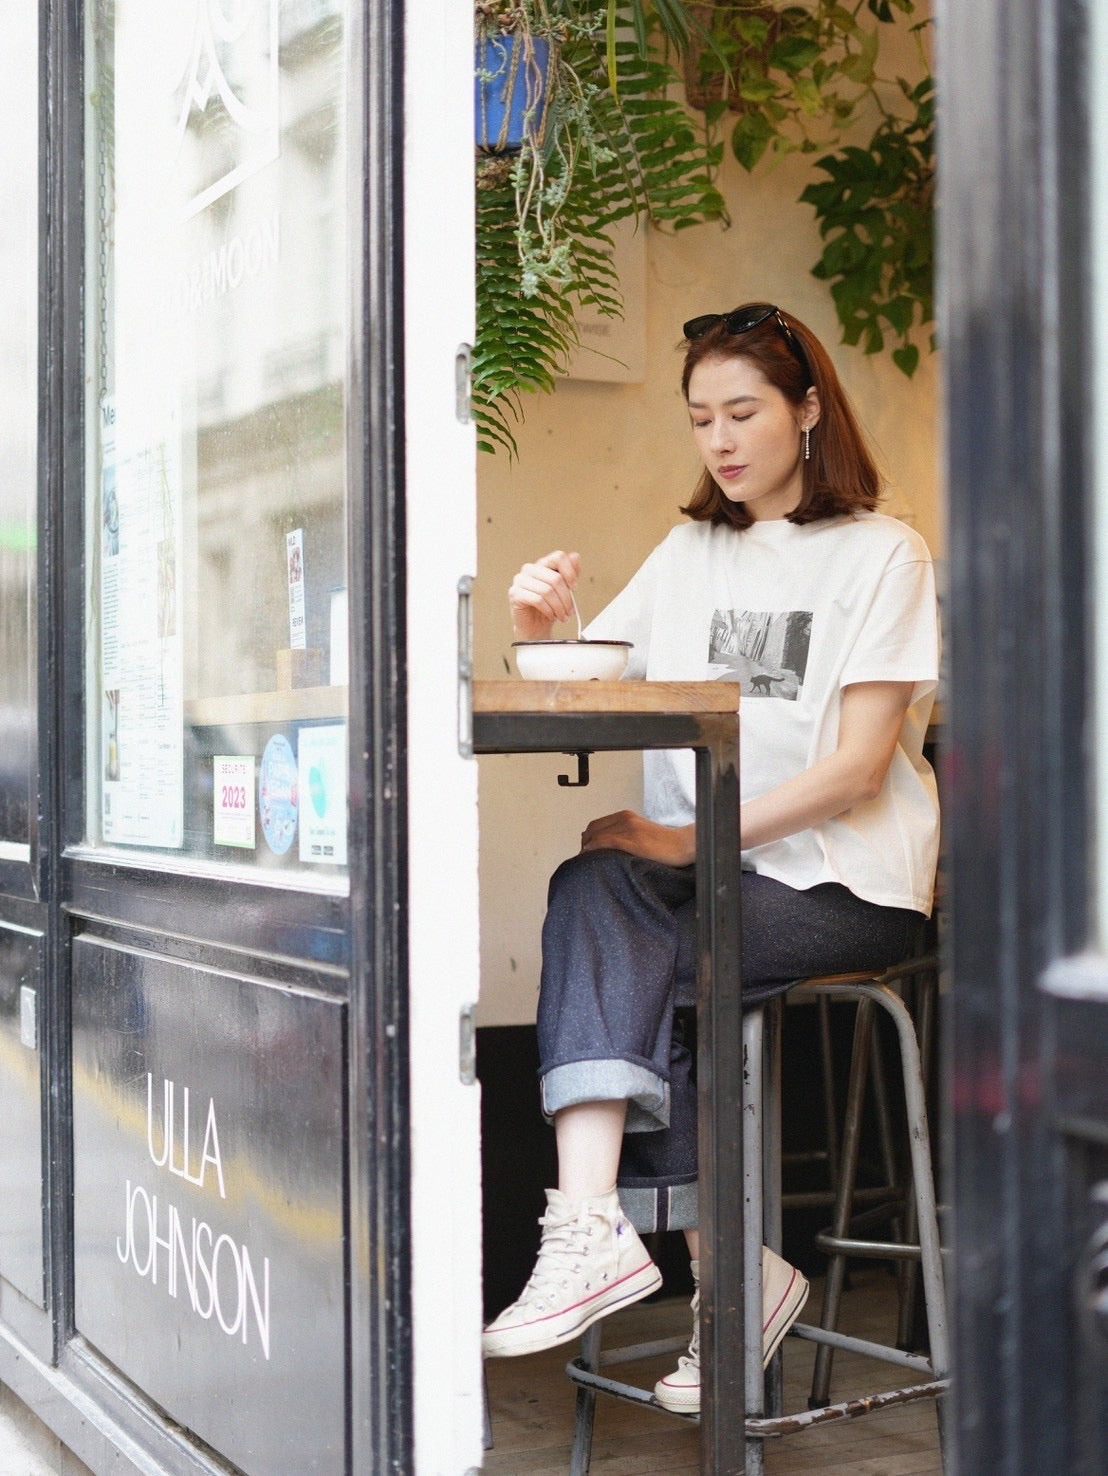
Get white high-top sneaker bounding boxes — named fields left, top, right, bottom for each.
left=652, top=1259, right=702, bottom=1414
left=482, top=1188, right=662, bottom=1358
left=653, top=1248, right=809, bottom=1415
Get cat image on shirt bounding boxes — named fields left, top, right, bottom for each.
left=708, top=608, right=811, bottom=701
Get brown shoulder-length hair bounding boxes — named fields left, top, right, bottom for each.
left=679, top=307, right=882, bottom=530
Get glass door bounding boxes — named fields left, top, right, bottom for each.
left=67, top=7, right=369, bottom=1473
left=0, top=0, right=44, bottom=1322
left=83, top=0, right=349, bottom=876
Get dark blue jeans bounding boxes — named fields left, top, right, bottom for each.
left=536, top=849, right=925, bottom=1230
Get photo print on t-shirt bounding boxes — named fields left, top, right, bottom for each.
left=708, top=608, right=812, bottom=700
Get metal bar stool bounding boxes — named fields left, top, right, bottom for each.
left=564, top=955, right=949, bottom=1474
left=798, top=956, right=942, bottom=1408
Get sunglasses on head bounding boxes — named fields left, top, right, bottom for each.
left=682, top=303, right=807, bottom=371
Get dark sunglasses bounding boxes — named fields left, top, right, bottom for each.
left=682, top=302, right=808, bottom=371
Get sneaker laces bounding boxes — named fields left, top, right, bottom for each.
left=515, top=1207, right=604, bottom=1311
left=674, top=1284, right=700, bottom=1375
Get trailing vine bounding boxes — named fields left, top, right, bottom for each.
left=474, top=2, right=727, bottom=454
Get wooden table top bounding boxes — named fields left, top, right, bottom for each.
left=472, top=679, right=741, bottom=716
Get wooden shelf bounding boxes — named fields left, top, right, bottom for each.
left=185, top=685, right=347, bottom=728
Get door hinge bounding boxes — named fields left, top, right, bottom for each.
left=458, top=574, right=474, bottom=757
left=455, top=343, right=473, bottom=424
left=459, top=1003, right=477, bottom=1085
left=19, top=985, right=37, bottom=1050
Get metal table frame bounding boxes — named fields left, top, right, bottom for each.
left=469, top=680, right=744, bottom=1474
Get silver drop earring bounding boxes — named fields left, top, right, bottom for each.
left=804, top=426, right=811, bottom=461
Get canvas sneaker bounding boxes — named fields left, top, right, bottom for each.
left=482, top=1188, right=663, bottom=1358
left=653, top=1247, right=809, bottom=1415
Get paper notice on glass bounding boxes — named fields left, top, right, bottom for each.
left=297, top=724, right=347, bottom=866
left=287, top=528, right=306, bottom=649
left=99, top=400, right=184, bottom=849
left=213, top=755, right=256, bottom=849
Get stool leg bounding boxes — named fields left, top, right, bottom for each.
left=569, top=1322, right=603, bottom=1476
left=762, top=999, right=785, bottom=1418
left=482, top=1361, right=493, bottom=1450
left=869, top=1022, right=903, bottom=1239
left=742, top=1008, right=767, bottom=1475
left=867, top=983, right=949, bottom=1382
left=897, top=968, right=937, bottom=1352
left=809, top=996, right=876, bottom=1408
left=818, top=994, right=841, bottom=1192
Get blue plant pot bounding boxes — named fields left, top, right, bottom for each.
left=475, top=33, right=555, bottom=152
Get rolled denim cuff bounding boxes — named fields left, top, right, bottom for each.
left=539, top=1058, right=671, bottom=1131
left=617, top=1181, right=699, bottom=1235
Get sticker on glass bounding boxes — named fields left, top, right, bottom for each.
left=213, top=755, right=255, bottom=849
left=258, top=734, right=298, bottom=855
left=298, top=724, right=347, bottom=866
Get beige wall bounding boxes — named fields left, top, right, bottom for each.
left=475, top=116, right=942, bottom=1028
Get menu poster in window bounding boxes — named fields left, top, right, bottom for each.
left=99, top=398, right=184, bottom=848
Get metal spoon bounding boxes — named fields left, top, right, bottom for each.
left=570, top=589, right=584, bottom=639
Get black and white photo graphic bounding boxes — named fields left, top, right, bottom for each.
left=708, top=608, right=811, bottom=699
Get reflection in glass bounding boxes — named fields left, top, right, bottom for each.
left=84, top=0, right=348, bottom=870
left=0, top=1, right=38, bottom=856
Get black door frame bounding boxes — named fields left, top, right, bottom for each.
left=939, top=0, right=1093, bottom=1469
left=0, top=3, right=411, bottom=1472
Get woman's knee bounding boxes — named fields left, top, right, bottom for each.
left=547, top=847, right=637, bottom=906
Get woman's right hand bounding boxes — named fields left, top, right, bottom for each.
left=508, top=550, right=582, bottom=640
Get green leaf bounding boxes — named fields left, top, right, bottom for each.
left=769, top=37, right=822, bottom=75
left=892, top=344, right=920, bottom=376
left=736, top=14, right=770, bottom=47
left=731, top=110, right=774, bottom=172
left=793, top=77, right=824, bottom=115
left=738, top=76, right=778, bottom=104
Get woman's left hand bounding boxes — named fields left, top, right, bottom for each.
left=580, top=810, right=696, bottom=867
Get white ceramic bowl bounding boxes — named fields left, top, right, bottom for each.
left=512, top=639, right=631, bottom=681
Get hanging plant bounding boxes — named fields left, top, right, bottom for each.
left=801, top=73, right=934, bottom=375
left=473, top=1, right=727, bottom=455
left=682, top=1, right=934, bottom=375
left=473, top=1, right=935, bottom=457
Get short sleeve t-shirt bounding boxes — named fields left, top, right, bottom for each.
left=586, top=513, right=940, bottom=914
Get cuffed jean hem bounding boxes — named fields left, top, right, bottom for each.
left=540, top=1058, right=670, bottom=1130
left=617, top=1181, right=699, bottom=1235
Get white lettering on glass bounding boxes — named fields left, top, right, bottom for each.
left=175, top=213, right=280, bottom=316
left=146, top=1073, right=226, bottom=1198
left=121, top=1075, right=269, bottom=1358
left=116, top=1179, right=271, bottom=1359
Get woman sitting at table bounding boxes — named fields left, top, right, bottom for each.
left=482, top=303, right=940, bottom=1416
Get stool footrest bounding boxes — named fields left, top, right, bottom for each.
left=565, top=1359, right=694, bottom=1419
left=789, top=1320, right=935, bottom=1374
left=745, top=1378, right=949, bottom=1439
left=815, top=1232, right=922, bottom=1261
left=565, top=1356, right=949, bottom=1439
left=596, top=1335, right=688, bottom=1368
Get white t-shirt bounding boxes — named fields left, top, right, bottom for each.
left=586, top=512, right=940, bottom=914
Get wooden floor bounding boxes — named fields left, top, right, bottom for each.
left=482, top=1267, right=945, bottom=1474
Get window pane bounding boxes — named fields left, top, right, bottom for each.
left=84, top=0, right=348, bottom=873
left=0, top=1, right=38, bottom=857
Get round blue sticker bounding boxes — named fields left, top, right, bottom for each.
left=258, top=734, right=298, bottom=855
